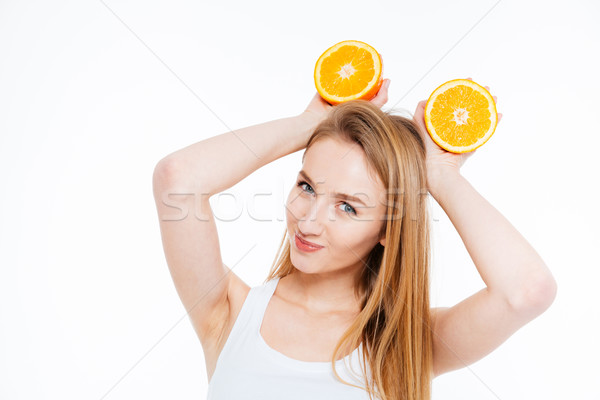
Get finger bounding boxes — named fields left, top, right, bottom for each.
left=466, top=77, right=473, bottom=80
left=371, top=80, right=389, bottom=107
left=375, top=79, right=388, bottom=94
left=493, top=95, right=498, bottom=103
left=381, top=79, right=390, bottom=96
left=498, top=113, right=503, bottom=122
left=414, top=101, right=425, bottom=114
left=378, top=79, right=389, bottom=93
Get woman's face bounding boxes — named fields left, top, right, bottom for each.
left=285, top=136, right=388, bottom=277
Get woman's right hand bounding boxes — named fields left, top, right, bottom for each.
left=301, top=91, right=334, bottom=125
left=301, top=78, right=392, bottom=125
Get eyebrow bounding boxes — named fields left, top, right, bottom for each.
left=298, top=170, right=370, bottom=208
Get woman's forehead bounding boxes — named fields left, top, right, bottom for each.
left=302, top=138, right=384, bottom=201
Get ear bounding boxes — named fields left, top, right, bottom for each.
left=379, top=236, right=386, bottom=247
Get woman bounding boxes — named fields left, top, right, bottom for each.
left=152, top=78, right=557, bottom=400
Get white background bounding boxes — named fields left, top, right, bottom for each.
left=1, top=0, right=598, bottom=399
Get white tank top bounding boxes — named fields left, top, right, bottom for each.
left=206, top=276, right=374, bottom=399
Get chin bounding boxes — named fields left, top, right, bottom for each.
left=289, top=249, right=315, bottom=273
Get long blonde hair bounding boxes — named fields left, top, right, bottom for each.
left=266, top=100, right=434, bottom=400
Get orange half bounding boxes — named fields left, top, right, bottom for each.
left=424, top=79, right=498, bottom=153
left=314, top=40, right=383, bottom=105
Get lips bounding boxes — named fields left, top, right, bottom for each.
left=294, top=232, right=324, bottom=250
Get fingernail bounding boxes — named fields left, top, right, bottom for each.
left=385, top=80, right=391, bottom=88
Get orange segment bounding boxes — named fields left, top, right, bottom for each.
left=314, top=40, right=383, bottom=105
left=424, top=79, right=498, bottom=153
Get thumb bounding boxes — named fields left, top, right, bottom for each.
left=371, top=79, right=390, bottom=108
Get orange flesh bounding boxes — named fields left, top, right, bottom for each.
left=318, top=45, right=377, bottom=98
left=429, top=85, right=492, bottom=146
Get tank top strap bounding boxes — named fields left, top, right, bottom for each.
left=225, top=276, right=281, bottom=343
left=252, top=276, right=280, bottom=325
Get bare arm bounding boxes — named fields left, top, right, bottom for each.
left=429, top=170, right=557, bottom=311
left=410, top=85, right=557, bottom=377
left=156, top=111, right=322, bottom=195
left=428, top=169, right=557, bottom=377
left=151, top=110, right=323, bottom=344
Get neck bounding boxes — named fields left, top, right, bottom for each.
left=284, top=269, right=364, bottom=315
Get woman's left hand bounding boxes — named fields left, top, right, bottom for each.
left=412, top=78, right=503, bottom=179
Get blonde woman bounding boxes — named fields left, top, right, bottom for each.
left=152, top=78, right=557, bottom=400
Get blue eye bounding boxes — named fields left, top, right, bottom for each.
left=296, top=180, right=357, bottom=215
left=340, top=203, right=357, bottom=215
left=297, top=180, right=314, bottom=194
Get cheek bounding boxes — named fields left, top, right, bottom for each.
left=331, top=224, right=379, bottom=251
left=285, top=190, right=303, bottom=222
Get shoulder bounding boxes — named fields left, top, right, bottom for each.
left=430, top=306, right=450, bottom=321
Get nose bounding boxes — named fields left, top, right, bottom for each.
left=296, top=196, right=327, bottom=236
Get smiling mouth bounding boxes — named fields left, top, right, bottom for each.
left=294, top=232, right=324, bottom=251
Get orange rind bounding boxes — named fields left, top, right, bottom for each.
left=424, top=79, right=498, bottom=153
left=314, top=40, right=383, bottom=105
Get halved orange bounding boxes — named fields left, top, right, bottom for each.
left=314, top=40, right=383, bottom=105
left=424, top=79, right=498, bottom=153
